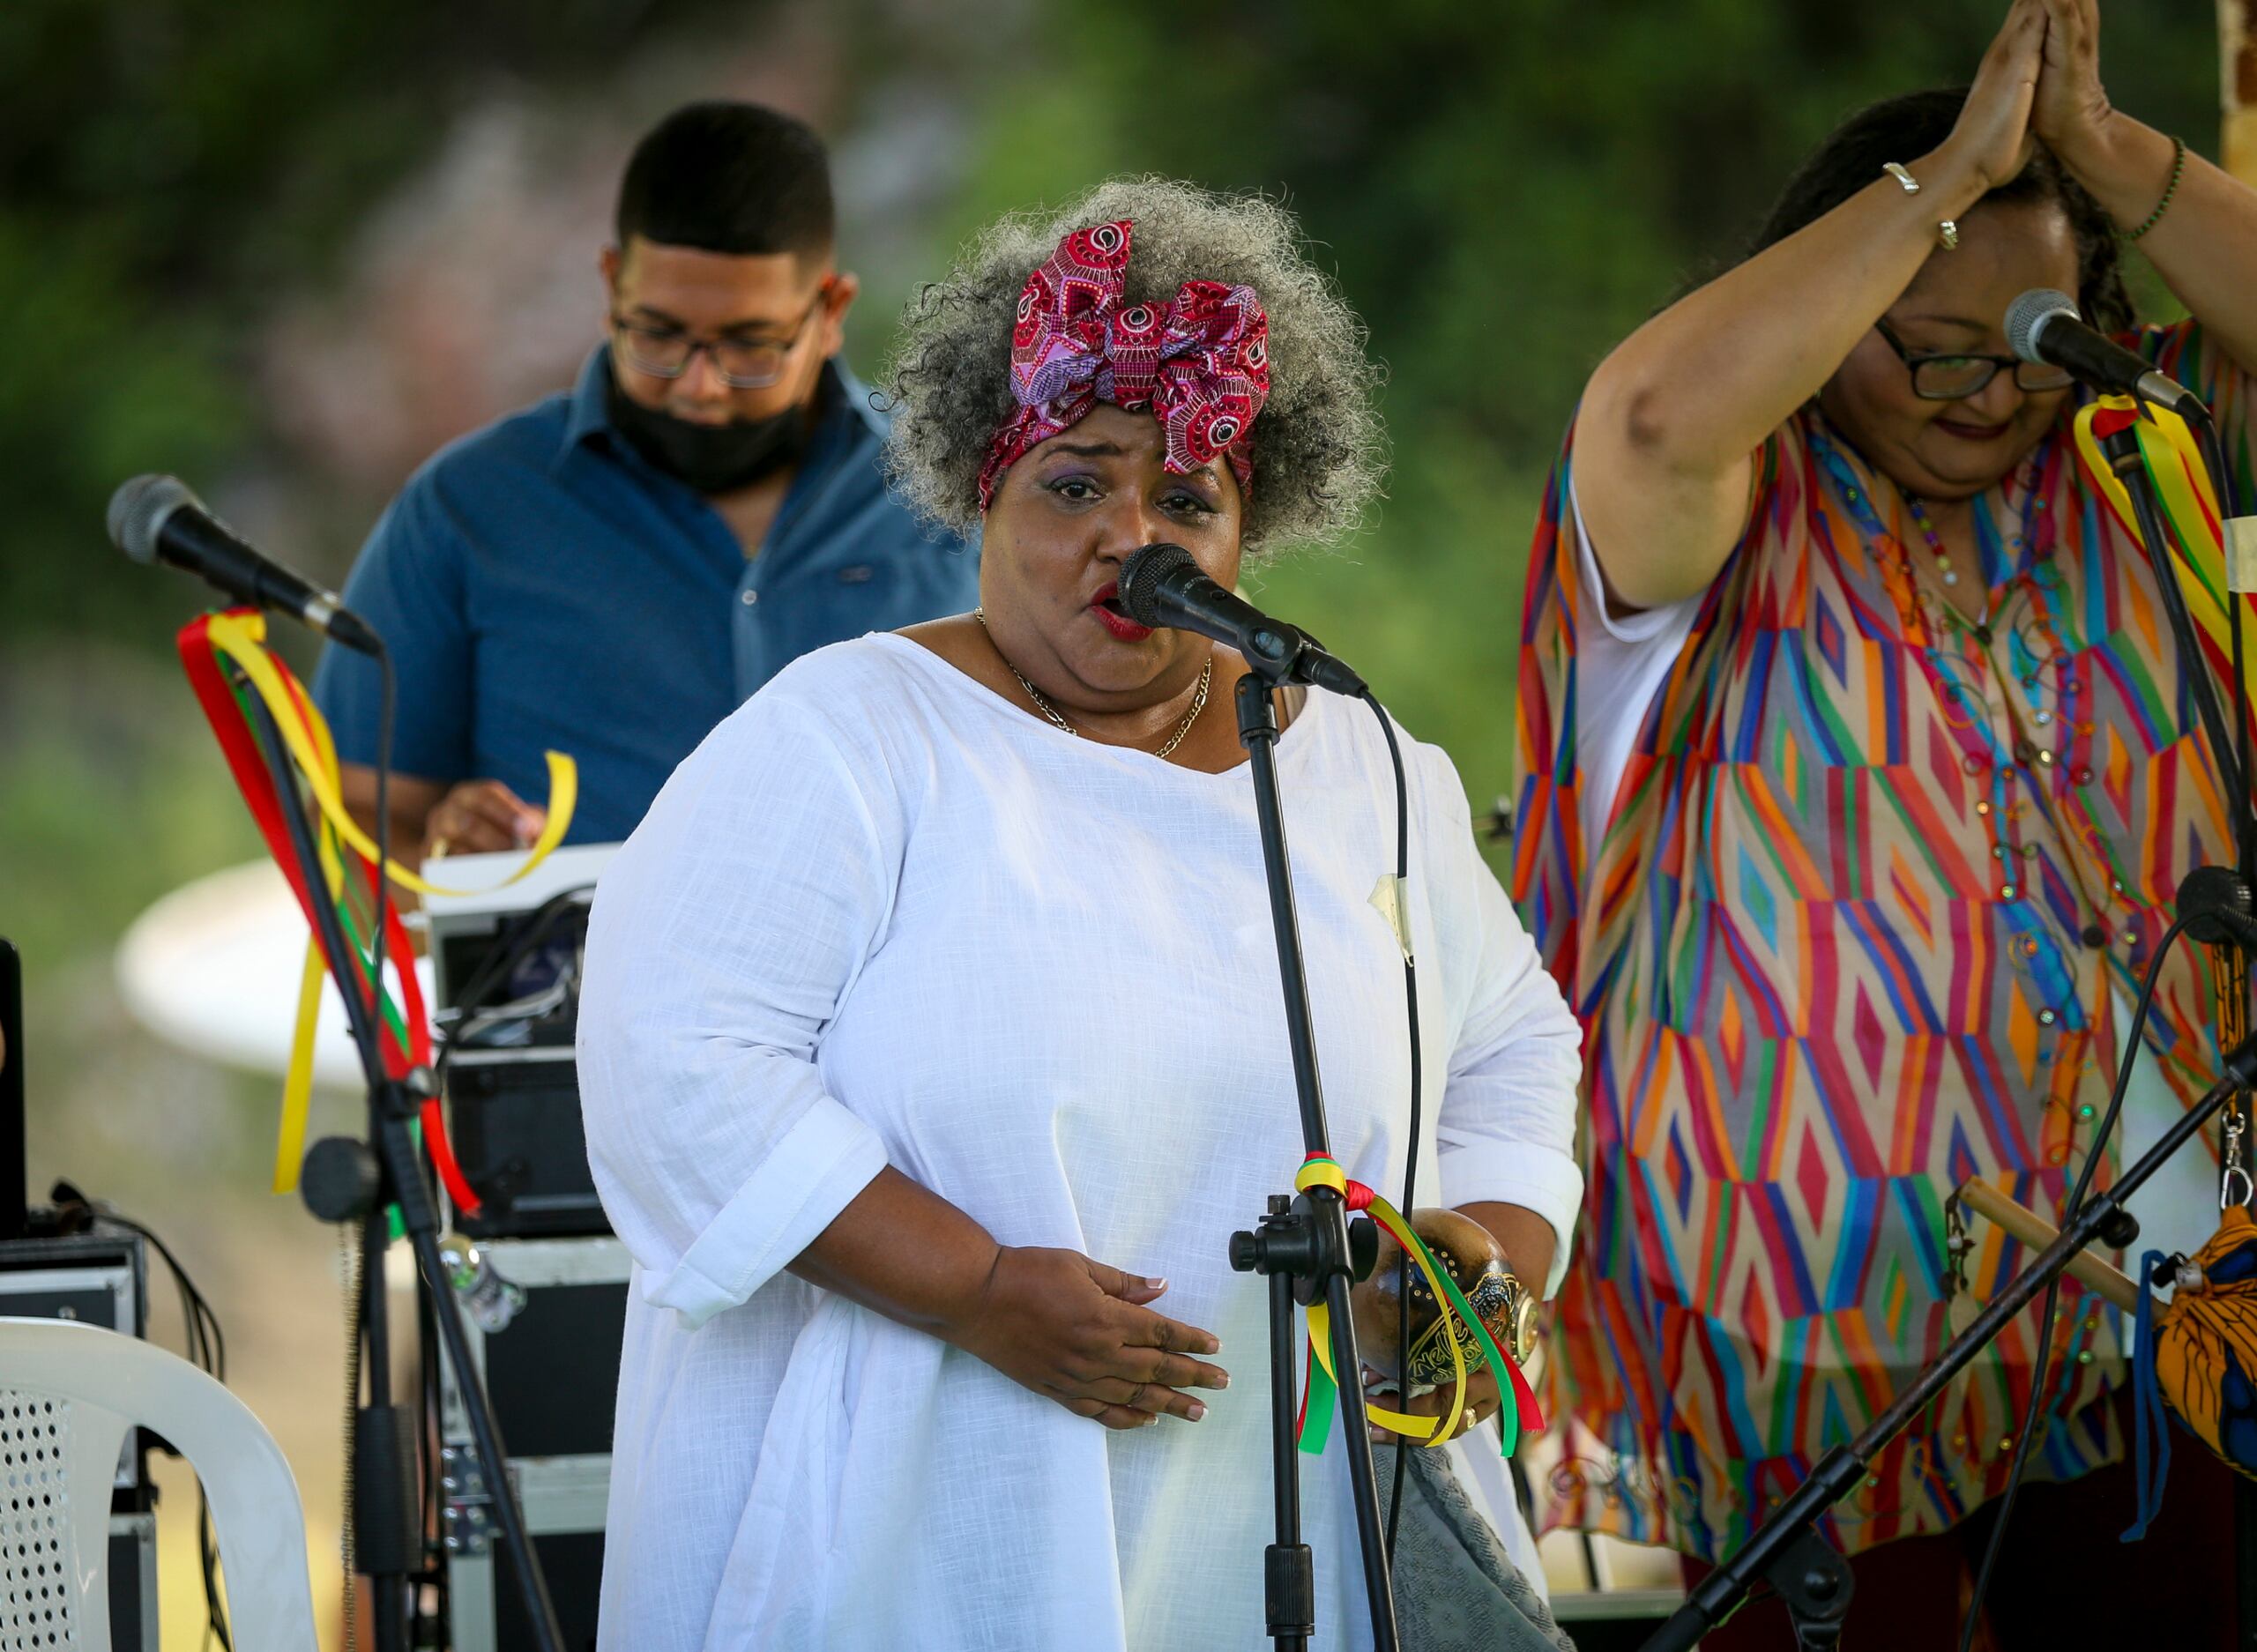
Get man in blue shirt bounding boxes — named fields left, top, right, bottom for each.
left=316, top=102, right=977, bottom=854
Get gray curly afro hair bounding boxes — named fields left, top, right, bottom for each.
left=882, top=176, right=1386, bottom=554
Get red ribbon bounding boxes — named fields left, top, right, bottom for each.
left=175, top=612, right=478, bottom=1212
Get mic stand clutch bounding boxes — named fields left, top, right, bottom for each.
left=1225, top=665, right=1403, bottom=1651
left=235, top=689, right=565, bottom=1652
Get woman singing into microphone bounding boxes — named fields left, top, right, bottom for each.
left=1515, top=1, right=2257, bottom=1645
left=578, top=178, right=1583, bottom=1650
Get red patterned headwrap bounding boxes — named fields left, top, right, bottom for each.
left=976, top=220, right=1271, bottom=510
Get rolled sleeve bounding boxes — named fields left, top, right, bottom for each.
left=1435, top=1137, right=1585, bottom=1299
left=1424, top=745, right=1587, bottom=1298
left=645, top=1093, right=887, bottom=1328
left=577, top=681, right=902, bottom=1327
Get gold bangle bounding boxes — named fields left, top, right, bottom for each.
left=2124, top=135, right=2187, bottom=243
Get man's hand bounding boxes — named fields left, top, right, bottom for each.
left=422, top=779, right=547, bottom=859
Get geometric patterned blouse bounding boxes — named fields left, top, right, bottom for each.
left=1511, top=320, right=2253, bottom=1560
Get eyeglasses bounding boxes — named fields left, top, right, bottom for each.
left=609, top=284, right=831, bottom=389
left=1873, top=317, right=2075, bottom=401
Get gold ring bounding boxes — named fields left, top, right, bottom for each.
left=428, top=837, right=453, bottom=860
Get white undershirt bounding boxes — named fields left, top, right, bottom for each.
left=1565, top=484, right=2217, bottom=1268
left=1566, top=484, right=1697, bottom=880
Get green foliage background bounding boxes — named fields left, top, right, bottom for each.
left=1, top=12, right=2221, bottom=1622
left=0, top=0, right=2224, bottom=1026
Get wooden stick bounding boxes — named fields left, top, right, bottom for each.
left=2227, top=0, right=2257, bottom=185
left=1953, top=1178, right=2141, bottom=1314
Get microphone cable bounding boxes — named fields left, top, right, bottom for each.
left=1357, top=689, right=1426, bottom=1565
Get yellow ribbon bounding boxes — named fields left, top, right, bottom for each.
left=1292, top=1159, right=1470, bottom=1446
left=2074, top=396, right=2256, bottom=713
left=204, top=612, right=578, bottom=898
left=198, top=614, right=578, bottom=1191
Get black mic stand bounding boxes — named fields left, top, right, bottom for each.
left=1224, top=664, right=1402, bottom=1651
left=1641, top=1029, right=2257, bottom=1651
left=235, top=686, right=564, bottom=1652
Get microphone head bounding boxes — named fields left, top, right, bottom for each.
left=2005, top=287, right=2079, bottom=366
left=1116, top=542, right=1197, bottom=628
left=108, top=473, right=201, bottom=565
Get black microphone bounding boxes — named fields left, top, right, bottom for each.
left=1116, top=543, right=1367, bottom=696
left=107, top=473, right=382, bottom=655
left=2004, top=287, right=2204, bottom=420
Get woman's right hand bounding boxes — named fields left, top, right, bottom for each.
left=942, top=1246, right=1230, bottom=1430
left=1934, top=0, right=2046, bottom=190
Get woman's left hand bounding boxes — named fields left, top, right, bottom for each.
left=2031, top=0, right=2116, bottom=167
left=1364, top=1365, right=1504, bottom=1446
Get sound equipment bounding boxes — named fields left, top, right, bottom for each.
left=424, top=848, right=620, bottom=1650
left=426, top=845, right=615, bottom=1239
left=437, top=1235, right=629, bottom=1652
left=0, top=1224, right=160, bottom=1651
left=0, top=1228, right=149, bottom=1487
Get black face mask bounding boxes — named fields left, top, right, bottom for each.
left=603, top=369, right=815, bottom=495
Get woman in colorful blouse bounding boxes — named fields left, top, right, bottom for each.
left=1514, top=1, right=2257, bottom=1645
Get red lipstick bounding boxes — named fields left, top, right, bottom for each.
left=1090, top=579, right=1154, bottom=642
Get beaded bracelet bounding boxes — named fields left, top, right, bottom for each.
left=2125, top=135, right=2187, bottom=243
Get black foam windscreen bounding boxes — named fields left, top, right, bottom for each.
left=1116, top=542, right=1197, bottom=627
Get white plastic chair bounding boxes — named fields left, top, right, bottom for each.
left=0, top=1316, right=317, bottom=1651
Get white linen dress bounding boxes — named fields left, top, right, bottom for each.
left=577, top=633, right=1583, bottom=1651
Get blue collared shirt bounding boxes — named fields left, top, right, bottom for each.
left=313, top=347, right=979, bottom=844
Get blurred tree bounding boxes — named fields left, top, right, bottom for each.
left=922, top=0, right=2222, bottom=811
left=0, top=0, right=2224, bottom=800
left=0, top=0, right=778, bottom=642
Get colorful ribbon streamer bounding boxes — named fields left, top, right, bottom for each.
left=199, top=611, right=579, bottom=900
left=1290, top=1154, right=1543, bottom=1460
left=2073, top=395, right=2257, bottom=754
left=175, top=609, right=577, bottom=1209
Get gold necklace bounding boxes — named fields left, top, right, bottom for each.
left=972, top=608, right=1211, bottom=760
